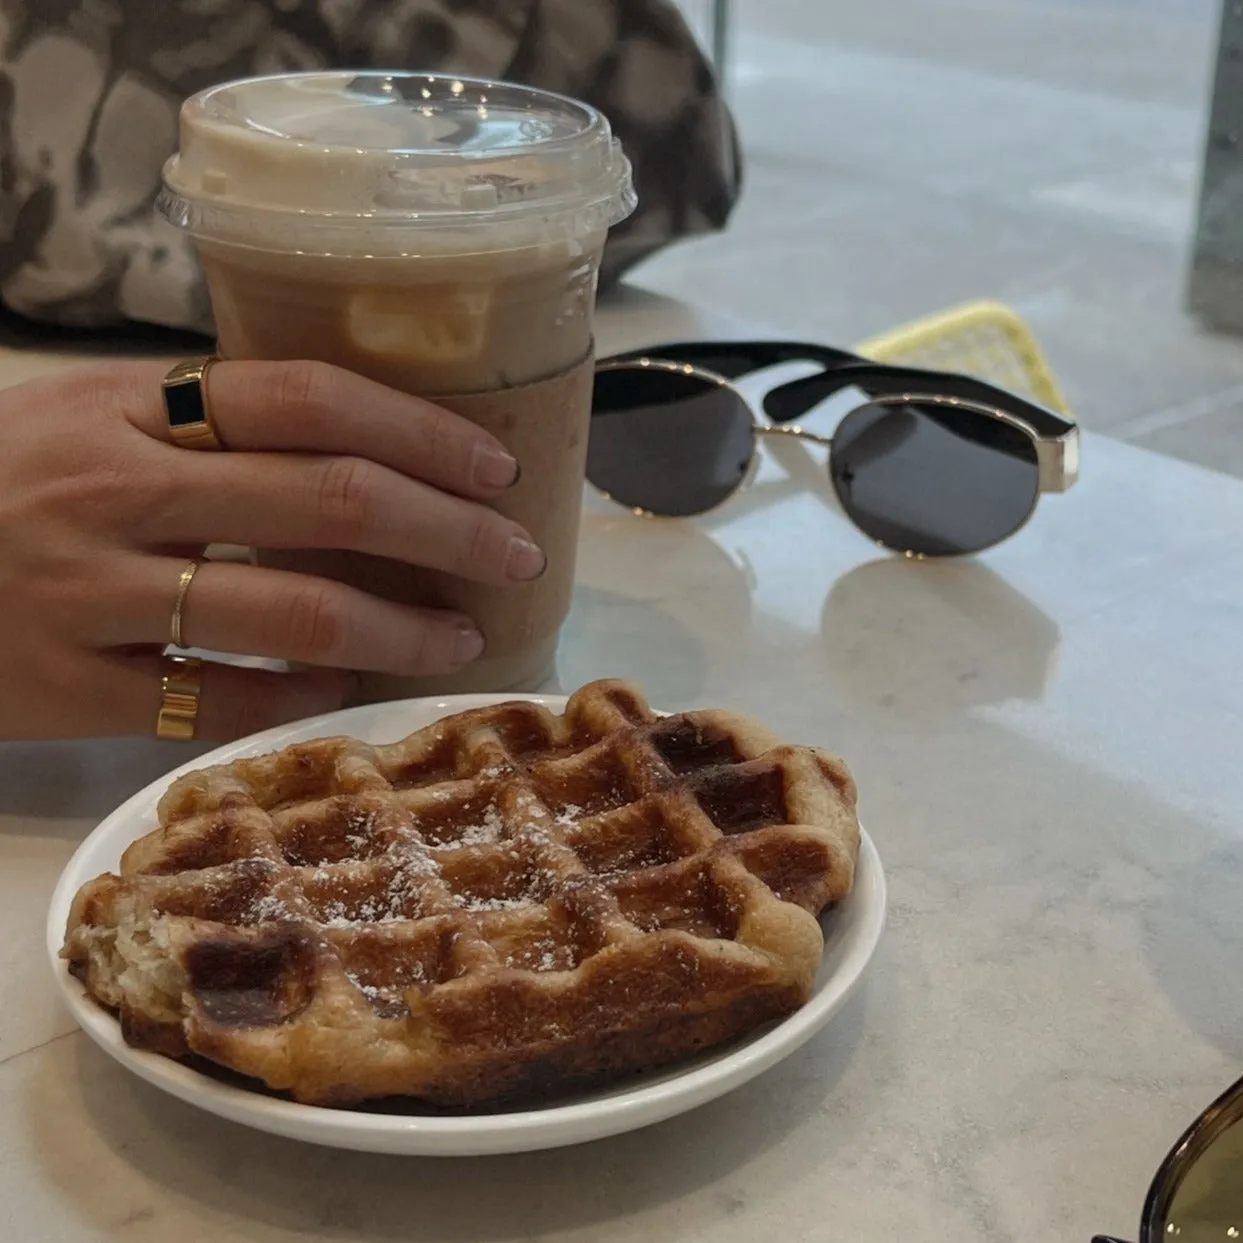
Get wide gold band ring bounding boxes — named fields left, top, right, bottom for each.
left=170, top=558, right=202, bottom=649
left=156, top=655, right=203, bottom=742
left=163, top=356, right=225, bottom=451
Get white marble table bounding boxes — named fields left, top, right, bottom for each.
left=2, top=289, right=1242, bottom=1243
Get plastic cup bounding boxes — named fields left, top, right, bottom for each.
left=161, top=71, right=636, bottom=696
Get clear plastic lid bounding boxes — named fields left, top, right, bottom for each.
left=159, top=72, right=636, bottom=256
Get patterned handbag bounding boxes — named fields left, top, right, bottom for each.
left=0, top=0, right=740, bottom=333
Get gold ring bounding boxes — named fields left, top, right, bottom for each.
left=156, top=655, right=203, bottom=741
left=163, top=356, right=225, bottom=451
left=170, top=558, right=202, bottom=649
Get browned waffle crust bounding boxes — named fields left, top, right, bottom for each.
left=62, top=680, right=860, bottom=1108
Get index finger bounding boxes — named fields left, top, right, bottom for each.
left=117, top=358, right=521, bottom=499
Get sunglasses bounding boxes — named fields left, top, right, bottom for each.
left=589, top=340, right=1080, bottom=558
left=1096, top=1074, right=1243, bottom=1243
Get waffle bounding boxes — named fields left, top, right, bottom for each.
left=62, top=680, right=860, bottom=1108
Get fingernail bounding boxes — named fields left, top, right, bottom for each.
left=453, top=623, right=486, bottom=665
left=473, top=444, right=520, bottom=490
left=505, top=536, right=547, bottom=582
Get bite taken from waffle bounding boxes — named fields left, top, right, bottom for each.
left=62, top=680, right=861, bottom=1109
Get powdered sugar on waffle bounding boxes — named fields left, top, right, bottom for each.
left=442, top=802, right=505, bottom=849
left=251, top=893, right=294, bottom=922
left=347, top=975, right=385, bottom=1001
left=346, top=955, right=429, bottom=1006
left=303, top=848, right=442, bottom=927
left=462, top=894, right=534, bottom=911
left=343, top=808, right=378, bottom=854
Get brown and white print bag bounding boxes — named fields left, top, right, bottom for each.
left=0, top=0, right=740, bottom=333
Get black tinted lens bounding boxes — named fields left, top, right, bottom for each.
left=830, top=401, right=1041, bottom=556
left=589, top=366, right=755, bottom=516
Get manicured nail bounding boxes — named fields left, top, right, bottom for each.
left=473, top=444, right=520, bottom=490
left=452, top=623, right=486, bottom=665
left=505, top=536, right=547, bottom=582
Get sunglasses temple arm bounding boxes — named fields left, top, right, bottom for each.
left=763, top=364, right=1076, bottom=437
left=1091, top=1236, right=1134, bottom=1242
left=606, top=340, right=866, bottom=381
left=763, top=368, right=879, bottom=424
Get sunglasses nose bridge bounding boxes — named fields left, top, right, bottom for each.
left=756, top=425, right=834, bottom=450
left=752, top=423, right=849, bottom=520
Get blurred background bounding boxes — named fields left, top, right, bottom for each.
left=650, top=0, right=1242, bottom=476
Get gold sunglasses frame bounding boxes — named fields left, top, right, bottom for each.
left=592, top=357, right=1080, bottom=558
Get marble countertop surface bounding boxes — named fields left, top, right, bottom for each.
left=1, top=288, right=1241, bottom=1242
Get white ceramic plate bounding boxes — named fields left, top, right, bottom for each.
left=47, top=693, right=886, bottom=1157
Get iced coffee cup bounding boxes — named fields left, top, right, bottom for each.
left=159, top=71, right=635, bottom=698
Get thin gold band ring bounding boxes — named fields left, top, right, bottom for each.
left=169, top=558, right=202, bottom=649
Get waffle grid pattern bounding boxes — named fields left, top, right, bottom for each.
left=65, top=681, right=860, bottom=1107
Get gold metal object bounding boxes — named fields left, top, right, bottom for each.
left=169, top=558, right=202, bottom=649
left=156, top=655, right=203, bottom=742
left=591, top=356, right=1080, bottom=558
left=162, top=356, right=225, bottom=451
